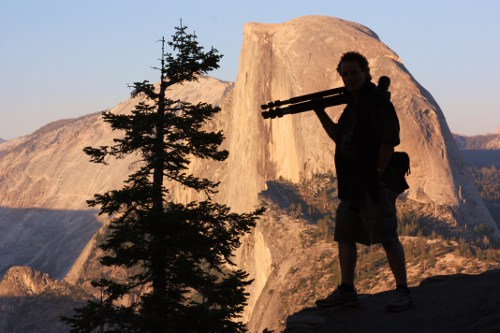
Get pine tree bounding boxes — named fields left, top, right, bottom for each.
left=62, top=23, right=263, bottom=333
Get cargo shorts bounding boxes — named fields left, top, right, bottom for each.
left=334, top=187, right=399, bottom=246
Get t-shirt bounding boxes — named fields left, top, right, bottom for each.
left=335, top=81, right=400, bottom=203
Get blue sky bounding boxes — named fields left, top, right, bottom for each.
left=1, top=0, right=499, bottom=140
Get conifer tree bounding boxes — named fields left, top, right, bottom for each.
left=62, top=23, right=263, bottom=333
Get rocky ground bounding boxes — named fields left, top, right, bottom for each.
left=284, top=269, right=500, bottom=333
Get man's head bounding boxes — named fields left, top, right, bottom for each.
left=336, top=51, right=371, bottom=92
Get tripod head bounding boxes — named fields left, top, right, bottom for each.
left=261, top=76, right=391, bottom=119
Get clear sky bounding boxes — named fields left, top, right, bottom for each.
left=1, top=0, right=499, bottom=140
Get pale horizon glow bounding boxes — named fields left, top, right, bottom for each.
left=1, top=0, right=499, bottom=140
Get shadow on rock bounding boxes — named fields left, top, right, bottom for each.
left=283, top=269, right=500, bottom=333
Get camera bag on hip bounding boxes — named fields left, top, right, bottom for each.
left=385, top=151, right=410, bottom=194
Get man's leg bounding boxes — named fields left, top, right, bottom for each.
left=382, top=239, right=407, bottom=285
left=361, top=188, right=413, bottom=311
left=315, top=201, right=365, bottom=308
left=363, top=187, right=407, bottom=285
left=383, top=239, right=414, bottom=312
left=315, top=241, right=359, bottom=308
left=339, top=241, right=358, bottom=285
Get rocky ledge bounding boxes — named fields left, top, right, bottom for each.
left=284, top=269, right=500, bottom=333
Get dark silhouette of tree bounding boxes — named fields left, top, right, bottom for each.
left=62, top=23, right=263, bottom=333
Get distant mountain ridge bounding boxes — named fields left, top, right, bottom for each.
left=453, top=133, right=500, bottom=150
left=453, top=133, right=500, bottom=167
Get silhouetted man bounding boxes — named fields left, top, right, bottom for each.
left=314, top=51, right=413, bottom=312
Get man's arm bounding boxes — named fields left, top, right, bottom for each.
left=314, top=108, right=339, bottom=143
left=377, top=144, right=394, bottom=176
left=374, top=102, right=399, bottom=177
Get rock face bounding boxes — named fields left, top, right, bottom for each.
left=0, top=14, right=498, bottom=332
left=0, top=266, right=88, bottom=333
left=0, top=266, right=54, bottom=297
left=225, top=15, right=496, bottom=233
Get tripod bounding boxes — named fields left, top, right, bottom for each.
left=260, top=76, right=390, bottom=119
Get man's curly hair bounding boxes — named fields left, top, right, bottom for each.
left=336, top=51, right=372, bottom=81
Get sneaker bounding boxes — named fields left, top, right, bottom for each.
left=315, top=287, right=359, bottom=308
left=386, top=288, right=414, bottom=312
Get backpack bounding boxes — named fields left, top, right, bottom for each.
left=370, top=80, right=411, bottom=195
left=385, top=151, right=411, bottom=194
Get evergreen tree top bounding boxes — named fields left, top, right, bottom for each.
left=63, top=23, right=263, bottom=333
